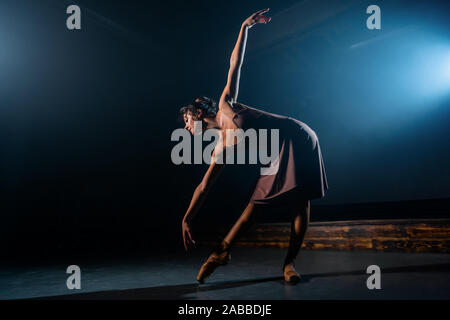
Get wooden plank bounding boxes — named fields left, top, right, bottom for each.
left=197, top=219, right=450, bottom=253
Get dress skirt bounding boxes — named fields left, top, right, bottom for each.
left=231, top=102, right=328, bottom=205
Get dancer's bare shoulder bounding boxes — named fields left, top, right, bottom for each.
left=216, top=108, right=238, bottom=130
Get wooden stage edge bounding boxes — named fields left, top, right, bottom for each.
left=198, top=219, right=450, bottom=253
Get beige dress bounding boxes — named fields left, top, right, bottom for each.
left=231, top=102, right=328, bottom=205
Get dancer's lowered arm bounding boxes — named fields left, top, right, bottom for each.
left=182, top=154, right=225, bottom=251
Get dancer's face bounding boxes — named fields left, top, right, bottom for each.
left=183, top=110, right=203, bottom=135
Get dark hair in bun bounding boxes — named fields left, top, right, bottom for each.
left=180, top=96, right=218, bottom=119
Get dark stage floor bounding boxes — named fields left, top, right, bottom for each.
left=1, top=247, right=450, bottom=300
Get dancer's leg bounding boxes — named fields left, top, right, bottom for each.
left=222, top=202, right=259, bottom=250
left=196, top=202, right=260, bottom=283
left=283, top=200, right=310, bottom=276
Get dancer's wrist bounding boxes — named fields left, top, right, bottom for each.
left=183, top=216, right=192, bottom=224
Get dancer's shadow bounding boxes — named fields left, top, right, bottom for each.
left=34, top=263, right=450, bottom=300
left=35, top=276, right=284, bottom=300
left=300, top=263, right=450, bottom=283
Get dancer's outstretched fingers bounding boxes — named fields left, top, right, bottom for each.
left=254, top=8, right=270, bottom=16
left=187, top=229, right=195, bottom=245
left=257, top=15, right=271, bottom=24
left=182, top=221, right=191, bottom=251
left=183, top=230, right=188, bottom=251
left=243, top=8, right=271, bottom=28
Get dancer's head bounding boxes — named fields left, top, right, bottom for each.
left=180, top=96, right=218, bottom=134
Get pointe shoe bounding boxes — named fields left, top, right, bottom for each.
left=283, top=264, right=301, bottom=284
left=196, top=250, right=231, bottom=283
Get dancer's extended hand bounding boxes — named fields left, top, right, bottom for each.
left=182, top=219, right=195, bottom=251
left=242, top=8, right=271, bottom=28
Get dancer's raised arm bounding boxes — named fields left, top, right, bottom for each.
left=219, top=8, right=271, bottom=110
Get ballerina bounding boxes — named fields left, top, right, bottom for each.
left=180, top=8, right=328, bottom=283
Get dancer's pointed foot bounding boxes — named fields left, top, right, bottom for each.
left=196, top=250, right=231, bottom=283
left=283, top=263, right=301, bottom=284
